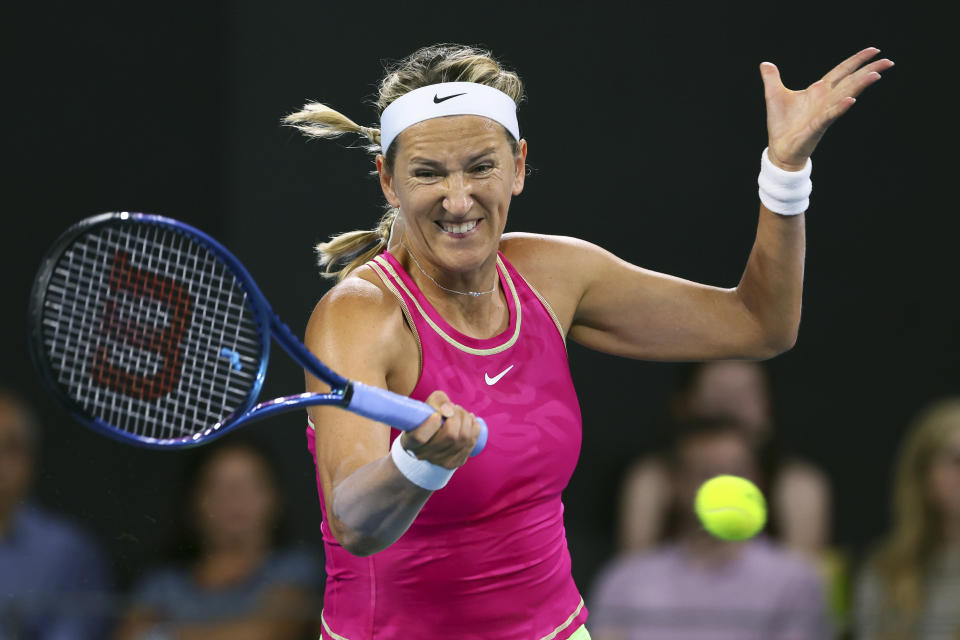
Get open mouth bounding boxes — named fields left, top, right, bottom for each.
left=435, top=219, right=481, bottom=237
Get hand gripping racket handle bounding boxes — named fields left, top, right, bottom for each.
left=347, top=382, right=487, bottom=457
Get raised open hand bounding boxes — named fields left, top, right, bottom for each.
left=761, top=47, right=894, bottom=170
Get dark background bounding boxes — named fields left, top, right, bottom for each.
left=5, top=1, right=956, bottom=598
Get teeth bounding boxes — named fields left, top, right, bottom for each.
left=440, top=220, right=478, bottom=234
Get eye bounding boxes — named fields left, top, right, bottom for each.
left=472, top=164, right=494, bottom=174
left=414, top=169, right=437, bottom=179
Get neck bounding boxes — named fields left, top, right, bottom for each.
left=205, top=534, right=267, bottom=559
left=195, top=539, right=267, bottom=587
left=679, top=527, right=745, bottom=567
left=400, top=242, right=499, bottom=297
left=396, top=244, right=507, bottom=337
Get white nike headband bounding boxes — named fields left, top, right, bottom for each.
left=379, top=82, right=520, bottom=155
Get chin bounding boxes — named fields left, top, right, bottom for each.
left=436, top=243, right=496, bottom=272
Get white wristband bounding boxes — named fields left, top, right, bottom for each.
left=757, top=147, right=812, bottom=215
left=390, top=434, right=456, bottom=491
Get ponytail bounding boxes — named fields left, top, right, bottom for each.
left=284, top=103, right=393, bottom=280
left=315, top=208, right=397, bottom=281
left=285, top=44, right=525, bottom=281
left=283, top=102, right=381, bottom=149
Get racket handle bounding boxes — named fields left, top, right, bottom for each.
left=347, top=382, right=487, bottom=457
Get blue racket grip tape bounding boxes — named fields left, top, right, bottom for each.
left=348, top=382, right=487, bottom=457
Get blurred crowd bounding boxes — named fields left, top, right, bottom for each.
left=590, top=362, right=960, bottom=640
left=2, top=368, right=959, bottom=639
left=0, top=389, right=325, bottom=640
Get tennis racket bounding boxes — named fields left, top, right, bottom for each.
left=28, top=212, right=488, bottom=454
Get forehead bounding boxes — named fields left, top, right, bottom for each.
left=202, top=447, right=269, bottom=481
left=395, top=115, right=512, bottom=160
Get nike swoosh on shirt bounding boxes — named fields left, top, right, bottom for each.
left=433, top=92, right=467, bottom=103
left=484, top=365, right=514, bottom=385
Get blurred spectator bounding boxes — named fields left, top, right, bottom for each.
left=591, top=417, right=830, bottom=639
left=617, top=361, right=849, bottom=625
left=619, top=361, right=830, bottom=554
left=0, top=388, right=110, bottom=639
left=854, top=398, right=960, bottom=640
left=114, top=437, right=323, bottom=640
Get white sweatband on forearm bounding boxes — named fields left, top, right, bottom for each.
left=390, top=434, right=456, bottom=491
left=757, top=147, right=813, bottom=215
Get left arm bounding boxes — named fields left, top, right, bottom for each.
left=509, top=47, right=892, bottom=361
left=573, top=205, right=804, bottom=361
left=508, top=221, right=801, bottom=361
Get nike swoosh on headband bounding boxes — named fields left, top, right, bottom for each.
left=433, top=92, right=467, bottom=104
left=380, top=82, right=520, bottom=155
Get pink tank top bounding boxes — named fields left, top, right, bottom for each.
left=306, top=250, right=587, bottom=639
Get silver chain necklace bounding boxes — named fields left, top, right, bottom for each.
left=401, top=242, right=497, bottom=297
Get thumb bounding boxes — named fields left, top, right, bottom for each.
left=424, top=389, right=453, bottom=416
left=759, top=61, right=784, bottom=96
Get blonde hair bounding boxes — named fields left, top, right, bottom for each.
left=868, top=397, right=960, bottom=636
left=283, top=44, right=525, bottom=280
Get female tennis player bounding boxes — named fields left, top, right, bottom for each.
left=287, top=44, right=892, bottom=640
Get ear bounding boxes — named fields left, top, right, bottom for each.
left=377, top=155, right=401, bottom=208
left=512, top=139, right=528, bottom=196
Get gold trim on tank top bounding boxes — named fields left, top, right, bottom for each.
left=367, top=259, right=424, bottom=380
left=319, top=598, right=585, bottom=640
left=372, top=254, right=522, bottom=356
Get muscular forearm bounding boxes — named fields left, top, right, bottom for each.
left=735, top=205, right=806, bottom=356
left=738, top=45, right=891, bottom=355
left=331, top=454, right=433, bottom=556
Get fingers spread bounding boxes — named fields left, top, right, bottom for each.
left=823, top=47, right=882, bottom=88
left=833, top=58, right=894, bottom=98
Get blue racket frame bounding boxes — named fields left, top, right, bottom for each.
left=29, top=212, right=487, bottom=454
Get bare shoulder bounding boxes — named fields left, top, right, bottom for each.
left=500, top=232, right=606, bottom=269
left=308, top=265, right=401, bottom=334
left=305, top=264, right=413, bottom=386
left=500, top=233, right=609, bottom=333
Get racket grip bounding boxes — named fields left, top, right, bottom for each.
left=347, top=382, right=487, bottom=457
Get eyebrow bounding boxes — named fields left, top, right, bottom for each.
left=409, top=147, right=498, bottom=167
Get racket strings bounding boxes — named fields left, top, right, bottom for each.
left=41, top=223, right=263, bottom=441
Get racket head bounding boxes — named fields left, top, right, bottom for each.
left=28, top=212, right=272, bottom=448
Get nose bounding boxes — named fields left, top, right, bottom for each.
left=442, top=172, right=473, bottom=216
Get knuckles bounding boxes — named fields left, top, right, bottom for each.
left=406, top=390, right=480, bottom=466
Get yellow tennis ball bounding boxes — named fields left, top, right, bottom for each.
left=694, top=474, right=767, bottom=541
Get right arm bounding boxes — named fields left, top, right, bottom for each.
left=306, top=273, right=481, bottom=557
